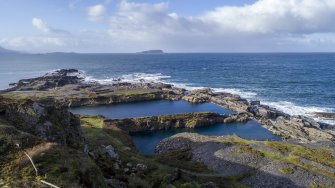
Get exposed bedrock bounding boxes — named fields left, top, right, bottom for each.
left=104, top=112, right=251, bottom=133
left=155, top=133, right=335, bottom=188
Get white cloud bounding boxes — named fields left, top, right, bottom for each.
left=32, top=18, right=50, bottom=33
left=104, top=0, right=335, bottom=52
left=87, top=4, right=106, bottom=21
left=32, top=18, right=70, bottom=35
left=200, top=0, right=335, bottom=34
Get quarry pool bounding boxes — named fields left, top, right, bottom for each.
left=70, top=100, right=234, bottom=119
left=132, top=120, right=281, bottom=155
left=71, top=100, right=281, bottom=155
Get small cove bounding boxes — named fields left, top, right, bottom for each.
left=71, top=100, right=281, bottom=155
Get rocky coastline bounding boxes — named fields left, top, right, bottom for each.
left=0, top=69, right=334, bottom=187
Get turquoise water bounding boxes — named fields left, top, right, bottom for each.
left=1, top=53, right=334, bottom=124
left=132, top=120, right=281, bottom=155
left=70, top=100, right=234, bottom=119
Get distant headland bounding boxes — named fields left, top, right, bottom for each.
left=0, top=46, right=21, bottom=54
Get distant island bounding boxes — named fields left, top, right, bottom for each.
left=137, top=50, right=164, bottom=54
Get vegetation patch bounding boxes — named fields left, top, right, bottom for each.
left=279, top=167, right=295, bottom=174
left=81, top=115, right=105, bottom=128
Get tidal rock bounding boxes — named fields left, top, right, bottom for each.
left=250, top=100, right=261, bottom=106
left=262, top=116, right=334, bottom=142
left=7, top=69, right=83, bottom=91
left=314, top=112, right=335, bottom=119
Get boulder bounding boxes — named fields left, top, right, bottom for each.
left=104, top=145, right=119, bottom=160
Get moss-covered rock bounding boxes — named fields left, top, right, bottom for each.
left=0, top=98, right=83, bottom=148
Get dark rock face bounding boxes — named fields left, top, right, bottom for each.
left=0, top=98, right=83, bottom=148
left=7, top=69, right=83, bottom=91
left=314, top=112, right=335, bottom=119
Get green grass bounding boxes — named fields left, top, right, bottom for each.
left=119, top=91, right=150, bottom=96
left=261, top=141, right=335, bottom=179
left=279, top=167, right=295, bottom=174
left=81, top=116, right=105, bottom=128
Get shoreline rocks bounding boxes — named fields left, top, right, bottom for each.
left=314, top=112, right=335, bottom=119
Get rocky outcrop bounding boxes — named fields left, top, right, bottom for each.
left=104, top=112, right=250, bottom=133
left=2, top=70, right=186, bottom=107
left=7, top=69, right=83, bottom=91
left=0, top=97, right=84, bottom=148
left=156, top=133, right=335, bottom=188
left=249, top=104, right=334, bottom=143
left=1, top=90, right=108, bottom=187
left=314, top=112, right=335, bottom=120
left=183, top=89, right=250, bottom=113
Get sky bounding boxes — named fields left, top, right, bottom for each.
left=1, top=0, right=335, bottom=53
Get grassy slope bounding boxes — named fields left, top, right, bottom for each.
left=0, top=118, right=106, bottom=188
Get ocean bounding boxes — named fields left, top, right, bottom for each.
left=0, top=53, right=334, bottom=125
